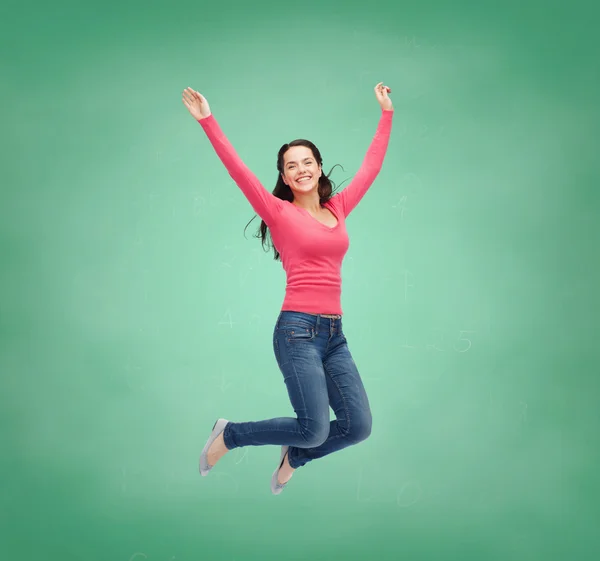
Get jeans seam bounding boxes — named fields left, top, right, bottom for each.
left=324, top=357, right=353, bottom=440
left=284, top=339, right=308, bottom=434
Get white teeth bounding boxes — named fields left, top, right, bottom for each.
left=297, top=177, right=311, bottom=183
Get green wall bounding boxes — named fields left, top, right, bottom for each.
left=2, top=0, right=599, bottom=559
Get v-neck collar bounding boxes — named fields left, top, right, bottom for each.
left=293, top=202, right=340, bottom=230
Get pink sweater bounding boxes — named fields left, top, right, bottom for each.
left=198, top=108, right=394, bottom=315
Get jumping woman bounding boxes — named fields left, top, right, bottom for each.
left=182, top=82, right=394, bottom=495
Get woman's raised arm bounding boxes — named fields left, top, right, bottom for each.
left=182, top=87, right=283, bottom=226
left=331, top=83, right=394, bottom=217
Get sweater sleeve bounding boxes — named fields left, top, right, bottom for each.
left=329, top=109, right=394, bottom=218
left=198, top=114, right=283, bottom=226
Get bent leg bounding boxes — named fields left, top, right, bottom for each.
left=222, top=323, right=330, bottom=451
left=289, top=336, right=372, bottom=468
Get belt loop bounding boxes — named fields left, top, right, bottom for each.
left=315, top=314, right=320, bottom=335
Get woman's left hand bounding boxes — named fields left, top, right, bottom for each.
left=374, top=82, right=393, bottom=111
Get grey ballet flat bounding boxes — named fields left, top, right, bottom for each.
left=271, top=445, right=290, bottom=495
left=199, top=418, right=229, bottom=476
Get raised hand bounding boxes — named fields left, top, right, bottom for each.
left=182, top=87, right=212, bottom=120
left=374, top=82, right=393, bottom=111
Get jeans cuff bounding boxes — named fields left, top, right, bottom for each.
left=222, top=422, right=237, bottom=451
left=287, top=447, right=301, bottom=469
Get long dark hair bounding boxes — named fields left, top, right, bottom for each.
left=243, top=139, right=347, bottom=261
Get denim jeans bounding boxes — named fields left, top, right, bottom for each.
left=221, top=311, right=373, bottom=469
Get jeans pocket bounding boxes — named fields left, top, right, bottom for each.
left=284, top=325, right=316, bottom=342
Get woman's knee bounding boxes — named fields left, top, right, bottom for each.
left=301, top=420, right=330, bottom=448
left=349, top=410, right=372, bottom=443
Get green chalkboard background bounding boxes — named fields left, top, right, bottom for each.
left=2, top=0, right=599, bottom=559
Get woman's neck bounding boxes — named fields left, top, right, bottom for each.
left=292, top=193, right=322, bottom=213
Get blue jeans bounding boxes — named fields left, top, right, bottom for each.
left=221, top=311, right=372, bottom=469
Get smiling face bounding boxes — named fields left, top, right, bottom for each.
left=281, top=145, right=322, bottom=195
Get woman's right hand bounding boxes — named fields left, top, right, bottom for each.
left=374, top=82, right=393, bottom=111
left=182, top=87, right=212, bottom=120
